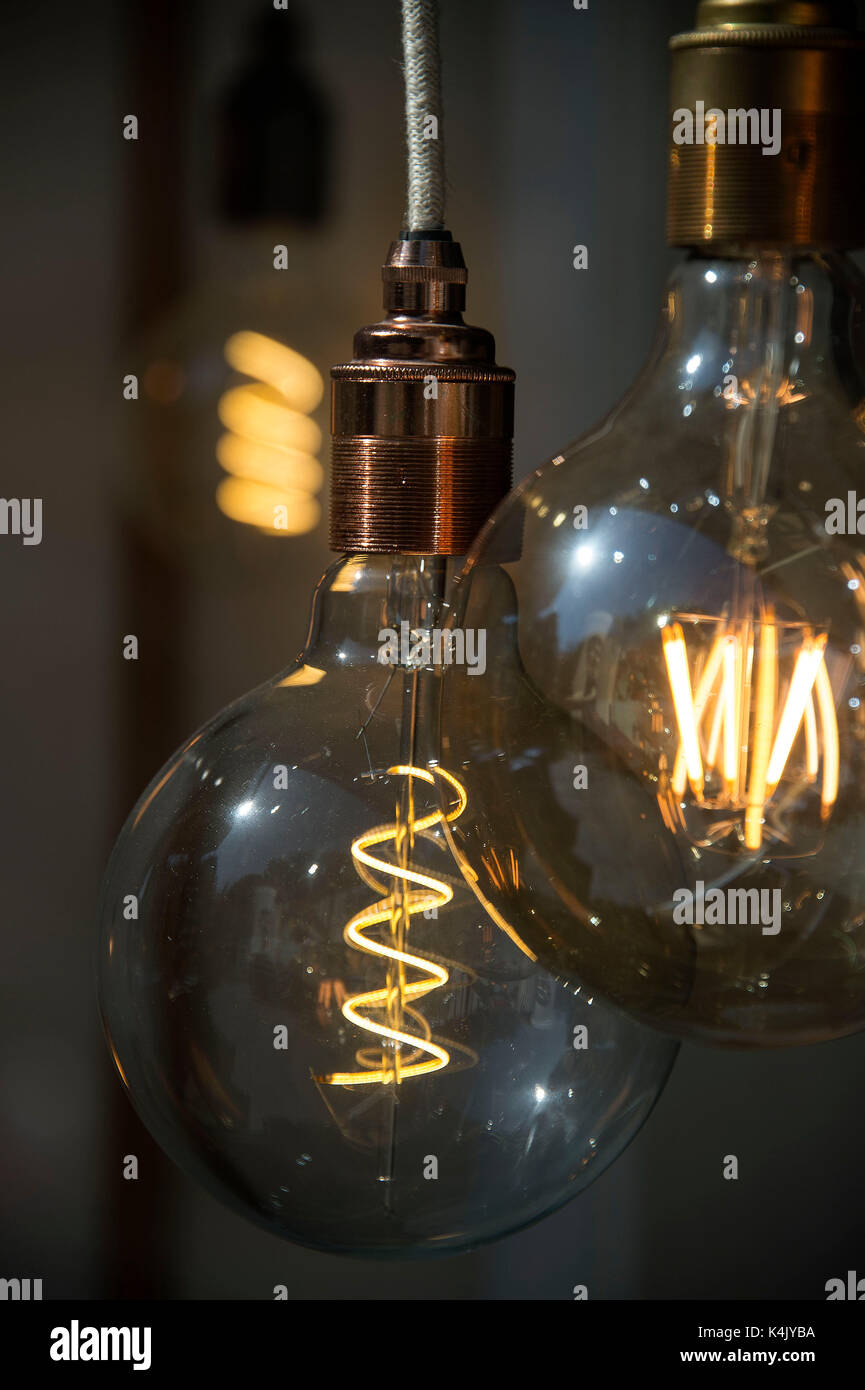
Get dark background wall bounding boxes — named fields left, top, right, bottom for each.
left=2, top=0, right=864, bottom=1299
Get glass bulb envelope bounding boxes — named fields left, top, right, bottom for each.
left=99, top=554, right=676, bottom=1254
left=441, top=253, right=865, bottom=1048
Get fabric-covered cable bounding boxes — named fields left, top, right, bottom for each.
left=401, top=0, right=445, bottom=230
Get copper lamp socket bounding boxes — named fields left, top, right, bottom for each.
left=329, top=234, right=514, bottom=555
left=667, top=0, right=865, bottom=249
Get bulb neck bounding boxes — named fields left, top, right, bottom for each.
left=625, top=250, right=865, bottom=528
left=655, top=249, right=865, bottom=364
left=301, top=553, right=457, bottom=672
left=667, top=0, right=865, bottom=250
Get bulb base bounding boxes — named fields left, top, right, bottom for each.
left=329, top=235, right=514, bottom=555
left=667, top=1, right=865, bottom=249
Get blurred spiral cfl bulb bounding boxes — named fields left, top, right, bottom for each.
left=216, top=330, right=324, bottom=537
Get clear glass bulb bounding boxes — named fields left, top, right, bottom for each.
left=441, top=251, right=865, bottom=1048
left=98, top=553, right=676, bottom=1255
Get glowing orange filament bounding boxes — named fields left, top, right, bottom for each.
left=319, top=765, right=467, bottom=1088
left=663, top=618, right=838, bottom=850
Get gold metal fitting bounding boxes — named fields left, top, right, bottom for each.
left=667, top=0, right=865, bottom=249
left=329, top=234, right=514, bottom=555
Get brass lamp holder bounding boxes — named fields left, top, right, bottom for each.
left=329, top=232, right=514, bottom=556
left=667, top=0, right=865, bottom=249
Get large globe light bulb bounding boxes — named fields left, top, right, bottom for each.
left=98, top=228, right=677, bottom=1256
left=440, top=3, right=865, bottom=1048
left=99, top=552, right=676, bottom=1254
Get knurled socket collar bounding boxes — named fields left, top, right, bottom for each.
left=667, top=0, right=865, bottom=249
left=329, top=233, right=514, bottom=555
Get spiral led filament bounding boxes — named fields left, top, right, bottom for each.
left=216, top=330, right=324, bottom=537
left=319, top=765, right=467, bottom=1087
left=661, top=612, right=839, bottom=851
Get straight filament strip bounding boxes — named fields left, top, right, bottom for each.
left=662, top=619, right=838, bottom=849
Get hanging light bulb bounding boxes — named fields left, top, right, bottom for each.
left=440, top=0, right=865, bottom=1048
left=98, top=245, right=675, bottom=1254
left=99, top=0, right=677, bottom=1255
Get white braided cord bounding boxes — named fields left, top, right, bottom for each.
left=401, top=0, right=445, bottom=230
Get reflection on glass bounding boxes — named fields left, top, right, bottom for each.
left=99, top=554, right=677, bottom=1255
left=442, top=253, right=865, bottom=1047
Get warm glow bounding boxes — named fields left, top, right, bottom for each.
left=744, top=621, right=776, bottom=850
left=217, top=332, right=323, bottom=537
left=662, top=624, right=704, bottom=796
left=765, top=635, right=827, bottom=791
left=815, top=660, right=840, bottom=816
left=277, top=664, right=327, bottom=688
left=215, top=478, right=320, bottom=536
left=663, top=615, right=839, bottom=850
left=319, top=766, right=468, bottom=1087
left=224, top=330, right=324, bottom=416
left=721, top=635, right=738, bottom=790
left=218, top=384, right=321, bottom=455
left=329, top=561, right=367, bottom=593
left=672, top=631, right=725, bottom=794
left=216, top=434, right=323, bottom=493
